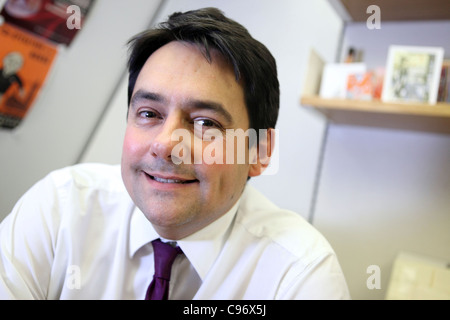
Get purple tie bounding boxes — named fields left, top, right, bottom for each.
left=145, top=239, right=182, bottom=300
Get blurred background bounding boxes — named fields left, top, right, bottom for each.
left=0, top=0, right=449, bottom=300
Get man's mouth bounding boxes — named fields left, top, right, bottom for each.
left=145, top=173, right=198, bottom=184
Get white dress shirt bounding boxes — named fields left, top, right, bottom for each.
left=0, top=163, right=350, bottom=299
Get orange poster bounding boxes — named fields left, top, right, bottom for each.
left=0, top=22, right=57, bottom=129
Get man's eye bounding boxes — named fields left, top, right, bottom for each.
left=195, top=119, right=219, bottom=128
left=139, top=110, right=158, bottom=118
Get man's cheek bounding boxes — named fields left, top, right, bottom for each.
left=122, top=129, right=146, bottom=158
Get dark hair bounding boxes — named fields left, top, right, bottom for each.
left=127, top=7, right=279, bottom=132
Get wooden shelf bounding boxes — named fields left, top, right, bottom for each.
left=300, top=95, right=450, bottom=134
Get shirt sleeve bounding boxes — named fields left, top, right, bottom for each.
left=0, top=173, right=60, bottom=299
left=278, top=252, right=352, bottom=300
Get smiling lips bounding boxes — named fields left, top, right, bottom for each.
left=145, top=172, right=198, bottom=184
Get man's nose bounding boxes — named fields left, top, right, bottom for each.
left=149, top=113, right=190, bottom=162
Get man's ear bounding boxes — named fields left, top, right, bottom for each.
left=248, top=128, right=275, bottom=177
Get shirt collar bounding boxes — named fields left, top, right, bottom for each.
left=177, top=199, right=240, bottom=280
left=129, top=198, right=241, bottom=280
left=129, top=207, right=159, bottom=257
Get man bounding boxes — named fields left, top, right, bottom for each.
left=0, top=8, right=350, bottom=299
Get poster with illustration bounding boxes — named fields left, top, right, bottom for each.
left=0, top=22, right=57, bottom=129
left=0, top=0, right=95, bottom=46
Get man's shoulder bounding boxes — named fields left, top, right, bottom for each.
left=48, top=163, right=124, bottom=192
left=236, top=184, right=334, bottom=258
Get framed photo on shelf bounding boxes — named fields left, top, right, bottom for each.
left=382, top=45, right=444, bottom=104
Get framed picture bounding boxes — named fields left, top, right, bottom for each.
left=382, top=45, right=444, bottom=104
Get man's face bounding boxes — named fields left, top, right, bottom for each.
left=121, top=41, right=261, bottom=240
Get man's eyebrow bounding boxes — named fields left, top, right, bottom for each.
left=186, top=99, right=233, bottom=125
left=130, top=90, right=166, bottom=107
left=131, top=90, right=235, bottom=124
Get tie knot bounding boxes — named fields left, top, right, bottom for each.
left=152, top=239, right=182, bottom=281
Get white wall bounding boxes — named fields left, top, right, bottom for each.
left=313, top=21, right=450, bottom=300
left=0, top=0, right=163, bottom=220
